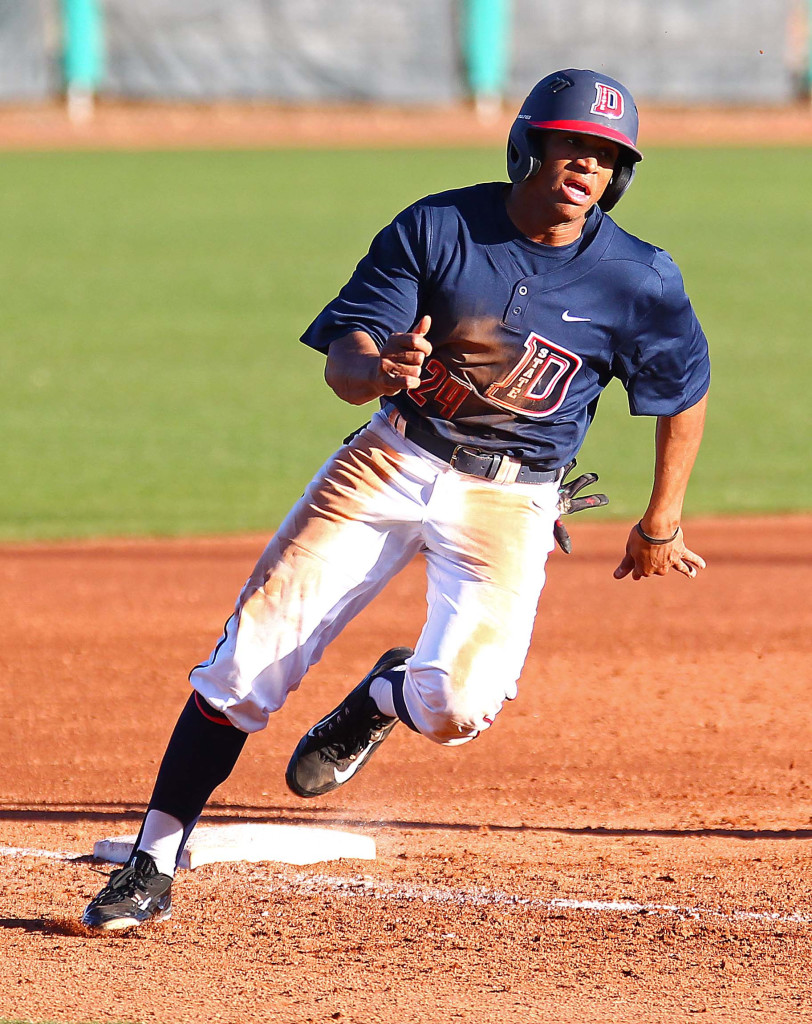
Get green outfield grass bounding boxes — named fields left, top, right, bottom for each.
left=0, top=146, right=808, bottom=540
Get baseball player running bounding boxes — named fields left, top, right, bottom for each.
left=82, top=68, right=709, bottom=930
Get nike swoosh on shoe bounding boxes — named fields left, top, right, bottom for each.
left=333, top=741, right=376, bottom=783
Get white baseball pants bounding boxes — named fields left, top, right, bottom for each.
left=191, top=410, right=560, bottom=745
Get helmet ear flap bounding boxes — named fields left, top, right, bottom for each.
left=598, top=161, right=636, bottom=212
left=507, top=124, right=544, bottom=184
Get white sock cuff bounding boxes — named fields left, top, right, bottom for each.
left=369, top=664, right=406, bottom=718
left=137, top=809, right=185, bottom=877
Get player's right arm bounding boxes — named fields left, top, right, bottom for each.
left=325, top=316, right=432, bottom=406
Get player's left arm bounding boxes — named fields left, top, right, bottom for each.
left=614, top=391, right=708, bottom=581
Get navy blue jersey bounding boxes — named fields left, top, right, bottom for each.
left=301, top=182, right=710, bottom=469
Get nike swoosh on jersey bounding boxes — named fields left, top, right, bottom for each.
left=333, top=741, right=377, bottom=783
left=562, top=310, right=592, bottom=322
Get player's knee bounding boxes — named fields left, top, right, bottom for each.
left=403, top=670, right=502, bottom=746
left=420, top=714, right=484, bottom=746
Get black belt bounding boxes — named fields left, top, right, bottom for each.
left=403, top=422, right=560, bottom=484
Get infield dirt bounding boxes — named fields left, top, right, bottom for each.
left=0, top=99, right=810, bottom=150
left=1, top=516, right=810, bottom=1023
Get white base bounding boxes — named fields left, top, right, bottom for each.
left=93, top=823, right=376, bottom=869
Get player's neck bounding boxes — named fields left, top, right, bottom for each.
left=505, top=184, right=589, bottom=247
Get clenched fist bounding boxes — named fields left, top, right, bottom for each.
left=378, top=315, right=433, bottom=395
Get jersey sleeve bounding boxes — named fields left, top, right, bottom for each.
left=300, top=203, right=429, bottom=353
left=613, top=251, right=710, bottom=417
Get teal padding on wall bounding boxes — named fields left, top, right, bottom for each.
left=61, top=0, right=105, bottom=88
left=464, top=0, right=510, bottom=97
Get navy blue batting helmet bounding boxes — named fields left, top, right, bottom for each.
left=507, top=69, right=643, bottom=212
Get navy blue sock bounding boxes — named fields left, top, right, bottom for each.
left=389, top=668, right=420, bottom=733
left=145, top=691, right=248, bottom=829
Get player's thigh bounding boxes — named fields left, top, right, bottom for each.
left=239, top=434, right=427, bottom=626
left=405, top=480, right=558, bottom=743
left=191, top=450, right=424, bottom=729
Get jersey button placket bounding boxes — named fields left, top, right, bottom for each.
left=504, top=280, right=531, bottom=330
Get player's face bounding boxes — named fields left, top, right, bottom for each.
left=535, top=131, right=619, bottom=218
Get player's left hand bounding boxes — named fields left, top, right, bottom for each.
left=553, top=461, right=609, bottom=554
left=613, top=523, right=706, bottom=581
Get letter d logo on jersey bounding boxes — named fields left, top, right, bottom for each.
left=591, top=83, right=624, bottom=119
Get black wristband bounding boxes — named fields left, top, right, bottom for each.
left=635, top=520, right=680, bottom=545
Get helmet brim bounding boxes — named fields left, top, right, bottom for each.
left=528, top=119, right=643, bottom=162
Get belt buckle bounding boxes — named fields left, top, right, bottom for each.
left=450, top=445, right=501, bottom=480
left=449, top=445, right=476, bottom=470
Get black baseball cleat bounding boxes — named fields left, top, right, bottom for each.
left=82, top=850, right=173, bottom=931
left=286, top=646, right=413, bottom=798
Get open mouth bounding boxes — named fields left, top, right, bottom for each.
left=561, top=178, right=591, bottom=205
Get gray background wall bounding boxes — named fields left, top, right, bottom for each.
left=102, top=0, right=461, bottom=102
left=0, top=0, right=804, bottom=104
left=0, top=0, right=55, bottom=99
left=509, top=0, right=797, bottom=104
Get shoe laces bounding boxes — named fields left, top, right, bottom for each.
left=316, top=702, right=390, bottom=765
left=89, top=853, right=161, bottom=907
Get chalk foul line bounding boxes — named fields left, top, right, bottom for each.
left=1, top=844, right=809, bottom=926
left=0, top=844, right=85, bottom=862
left=285, top=872, right=812, bottom=926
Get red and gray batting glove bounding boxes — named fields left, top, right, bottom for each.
left=553, top=460, right=609, bottom=554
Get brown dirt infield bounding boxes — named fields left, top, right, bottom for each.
left=1, top=515, right=811, bottom=1023
left=0, top=99, right=810, bottom=150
